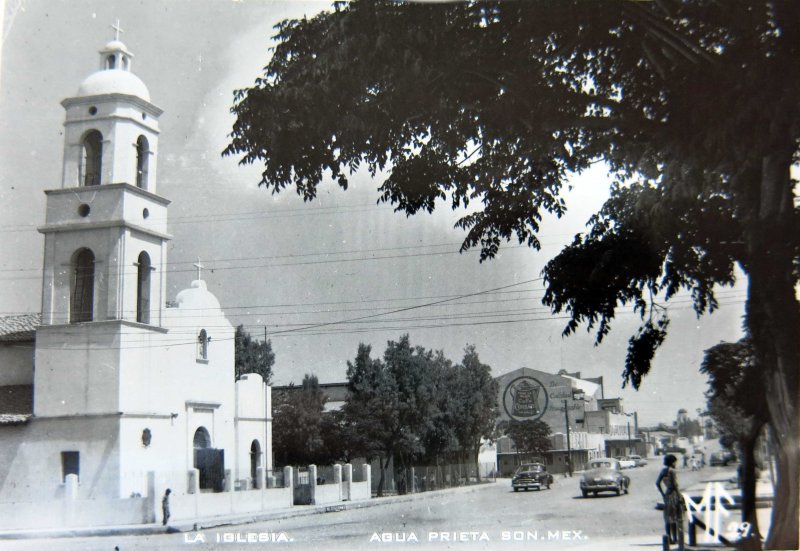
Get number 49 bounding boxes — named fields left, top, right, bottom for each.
left=727, top=521, right=752, bottom=538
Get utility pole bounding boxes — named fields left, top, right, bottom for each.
left=564, top=399, right=572, bottom=477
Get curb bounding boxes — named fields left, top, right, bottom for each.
left=0, top=480, right=496, bottom=540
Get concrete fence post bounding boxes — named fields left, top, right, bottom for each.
left=187, top=468, right=200, bottom=495
left=283, top=466, right=294, bottom=507
left=309, top=464, right=318, bottom=505
left=64, top=473, right=78, bottom=500
left=333, top=464, right=343, bottom=501
left=145, top=471, right=156, bottom=524
left=362, top=464, right=372, bottom=497
left=343, top=464, right=353, bottom=483
left=255, top=467, right=264, bottom=490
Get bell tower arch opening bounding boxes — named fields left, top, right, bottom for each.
left=70, top=248, right=95, bottom=323
left=81, top=130, right=103, bottom=187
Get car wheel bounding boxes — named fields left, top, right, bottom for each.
left=546, top=482, right=550, bottom=490
left=581, top=490, right=588, bottom=498
left=615, top=486, right=621, bottom=496
left=624, top=482, right=629, bottom=495
left=513, top=488, right=519, bottom=492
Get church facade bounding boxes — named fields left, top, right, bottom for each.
left=0, top=37, right=272, bottom=526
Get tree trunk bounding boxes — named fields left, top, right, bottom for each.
left=742, top=150, right=800, bottom=550
left=377, top=454, right=388, bottom=497
left=738, top=423, right=765, bottom=551
left=474, top=444, right=482, bottom=483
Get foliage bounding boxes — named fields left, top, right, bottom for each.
left=341, top=337, right=498, bottom=493
left=701, top=339, right=768, bottom=548
left=502, top=420, right=552, bottom=460
left=234, top=324, right=275, bottom=383
left=272, top=374, right=328, bottom=466
left=225, top=2, right=800, bottom=546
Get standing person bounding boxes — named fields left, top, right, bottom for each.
left=162, top=488, right=171, bottom=526
left=656, top=455, right=685, bottom=545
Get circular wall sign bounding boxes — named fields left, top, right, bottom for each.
left=502, top=376, right=549, bottom=421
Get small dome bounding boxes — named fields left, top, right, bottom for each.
left=101, top=40, right=129, bottom=52
left=76, top=69, right=150, bottom=101
left=175, top=280, right=222, bottom=311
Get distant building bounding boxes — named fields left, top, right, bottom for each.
left=494, top=368, right=641, bottom=475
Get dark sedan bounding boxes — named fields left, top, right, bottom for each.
left=512, top=463, right=553, bottom=492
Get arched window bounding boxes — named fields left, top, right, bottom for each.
left=250, top=440, right=262, bottom=486
left=70, top=248, right=95, bottom=323
left=197, top=329, right=209, bottom=360
left=106, top=55, right=116, bottom=69
left=81, top=130, right=103, bottom=187
left=135, top=136, right=149, bottom=189
left=136, top=251, right=151, bottom=324
left=193, top=427, right=211, bottom=449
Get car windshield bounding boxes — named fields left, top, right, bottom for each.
left=589, top=461, right=614, bottom=469
left=518, top=464, right=543, bottom=472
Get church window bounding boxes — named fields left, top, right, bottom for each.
left=70, top=248, right=95, bottom=323
left=81, top=130, right=103, bottom=187
left=77, top=203, right=90, bottom=217
left=141, top=428, right=152, bottom=448
left=106, top=54, right=116, bottom=69
left=136, top=252, right=151, bottom=324
left=61, top=451, right=80, bottom=482
left=197, top=329, right=209, bottom=360
left=88, top=106, right=97, bottom=116
left=135, top=136, right=149, bottom=189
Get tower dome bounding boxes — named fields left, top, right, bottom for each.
left=75, top=39, right=150, bottom=100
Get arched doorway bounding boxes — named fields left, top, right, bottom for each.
left=250, top=440, right=262, bottom=488
left=193, top=427, right=223, bottom=492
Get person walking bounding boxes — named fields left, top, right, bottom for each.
left=656, top=454, right=685, bottom=545
left=161, top=488, right=171, bottom=526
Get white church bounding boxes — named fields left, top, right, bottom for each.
left=0, top=36, right=281, bottom=529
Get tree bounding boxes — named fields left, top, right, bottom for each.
left=234, top=324, right=275, bottom=384
left=342, top=343, right=399, bottom=496
left=225, top=3, right=799, bottom=546
left=272, top=374, right=327, bottom=466
left=701, top=339, right=769, bottom=551
left=448, top=346, right=499, bottom=481
left=502, top=420, right=552, bottom=463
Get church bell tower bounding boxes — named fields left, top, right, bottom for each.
left=35, top=31, right=171, bottom=417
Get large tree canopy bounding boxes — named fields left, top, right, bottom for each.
left=225, top=2, right=799, bottom=547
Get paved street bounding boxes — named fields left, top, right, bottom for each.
left=1, top=462, right=735, bottom=551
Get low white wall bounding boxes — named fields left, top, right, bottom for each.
left=0, top=496, right=147, bottom=530
left=349, top=481, right=370, bottom=501
left=313, top=483, right=341, bottom=505
left=170, top=487, right=293, bottom=522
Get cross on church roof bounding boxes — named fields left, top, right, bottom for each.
left=193, top=257, right=205, bottom=281
left=110, top=19, right=124, bottom=41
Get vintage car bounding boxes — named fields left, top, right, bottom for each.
left=615, top=456, right=637, bottom=469
left=628, top=454, right=647, bottom=467
left=512, top=463, right=554, bottom=492
left=709, top=450, right=736, bottom=466
left=580, top=458, right=630, bottom=497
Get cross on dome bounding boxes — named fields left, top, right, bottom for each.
left=110, top=19, right=124, bottom=41
left=193, top=258, right=205, bottom=281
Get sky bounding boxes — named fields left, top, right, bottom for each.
left=0, top=0, right=747, bottom=427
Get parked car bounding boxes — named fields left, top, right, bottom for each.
left=709, top=450, right=736, bottom=466
left=580, top=458, right=630, bottom=497
left=628, top=454, right=647, bottom=467
left=512, top=463, right=554, bottom=492
left=615, top=456, right=637, bottom=469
